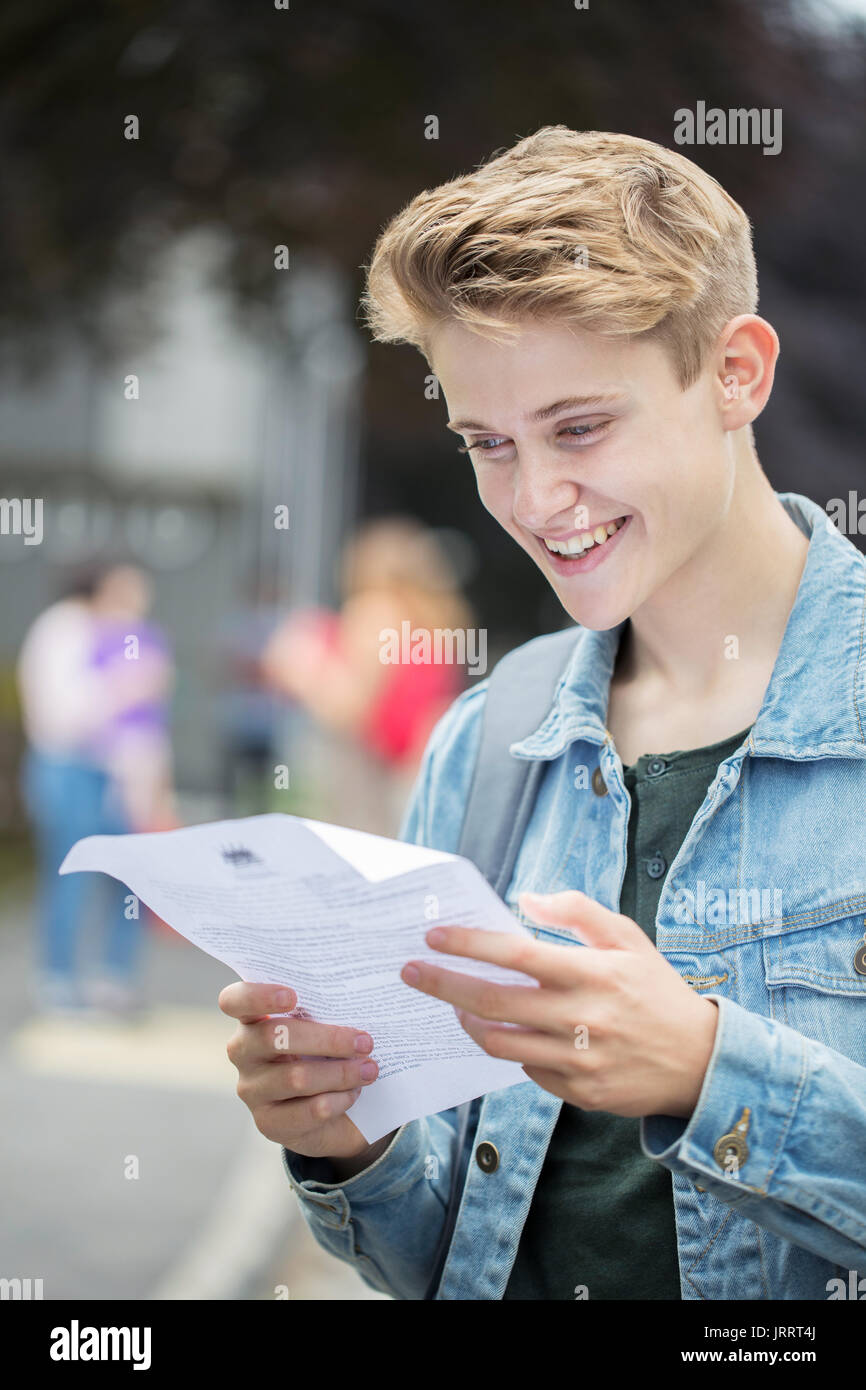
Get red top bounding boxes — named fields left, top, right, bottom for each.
left=360, top=651, right=462, bottom=766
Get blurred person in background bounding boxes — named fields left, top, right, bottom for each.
left=214, top=573, right=285, bottom=815
left=87, top=565, right=176, bottom=835
left=16, top=563, right=174, bottom=1016
left=262, top=517, right=474, bottom=834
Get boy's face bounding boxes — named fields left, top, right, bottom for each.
left=429, top=317, right=734, bottom=631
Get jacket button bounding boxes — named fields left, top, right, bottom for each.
left=714, top=1131, right=749, bottom=1169
left=854, top=939, right=866, bottom=975
left=475, top=1141, right=499, bottom=1173
left=591, top=767, right=608, bottom=797
left=713, top=1108, right=751, bottom=1171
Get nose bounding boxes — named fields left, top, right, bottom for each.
left=511, top=450, right=580, bottom=534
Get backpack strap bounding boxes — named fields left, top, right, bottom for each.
left=422, top=624, right=580, bottom=1300
left=457, top=625, right=581, bottom=894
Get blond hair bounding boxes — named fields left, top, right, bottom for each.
left=361, top=127, right=758, bottom=387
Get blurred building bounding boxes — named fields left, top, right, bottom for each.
left=0, top=231, right=365, bottom=826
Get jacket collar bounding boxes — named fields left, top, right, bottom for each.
left=511, top=491, right=866, bottom=763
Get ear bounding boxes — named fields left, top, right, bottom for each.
left=714, top=314, right=779, bottom=432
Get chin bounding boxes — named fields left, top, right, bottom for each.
left=567, top=613, right=632, bottom=634
left=552, top=590, right=633, bottom=632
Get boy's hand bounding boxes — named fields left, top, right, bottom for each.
left=218, top=982, right=383, bottom=1161
left=401, top=890, right=719, bottom=1120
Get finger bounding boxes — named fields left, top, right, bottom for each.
left=521, top=1064, right=580, bottom=1103
left=401, top=959, right=551, bottom=1028
left=421, top=923, right=602, bottom=988
left=456, top=1009, right=577, bottom=1065
left=227, top=1017, right=375, bottom=1067
left=518, top=890, right=650, bottom=951
left=269, top=1087, right=363, bottom=1138
left=241, top=1055, right=379, bottom=1105
left=218, top=981, right=297, bottom=1024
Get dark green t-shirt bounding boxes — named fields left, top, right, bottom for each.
left=502, top=724, right=751, bottom=1300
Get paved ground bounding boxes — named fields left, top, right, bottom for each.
left=0, top=881, right=388, bottom=1301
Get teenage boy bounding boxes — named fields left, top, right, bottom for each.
left=220, top=127, right=866, bottom=1300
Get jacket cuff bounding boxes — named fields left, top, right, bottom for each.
left=640, top=993, right=807, bottom=1197
left=281, top=1122, right=426, bottom=1229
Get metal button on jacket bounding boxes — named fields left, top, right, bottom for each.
left=713, top=1109, right=751, bottom=1171
left=854, top=928, right=866, bottom=975
left=475, top=1141, right=499, bottom=1174
left=714, top=1131, right=749, bottom=1170
left=591, top=766, right=608, bottom=797
left=646, top=851, right=667, bottom=880
left=647, top=757, right=667, bottom=777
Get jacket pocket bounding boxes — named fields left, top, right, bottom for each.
left=762, top=908, right=866, bottom=1060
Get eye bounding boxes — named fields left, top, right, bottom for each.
left=456, top=436, right=510, bottom=455
left=562, top=423, right=599, bottom=437
left=455, top=419, right=611, bottom=457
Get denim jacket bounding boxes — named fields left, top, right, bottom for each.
left=281, top=490, right=866, bottom=1300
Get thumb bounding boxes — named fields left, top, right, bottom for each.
left=518, top=890, right=649, bottom=951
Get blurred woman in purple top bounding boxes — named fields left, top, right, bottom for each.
left=17, top=563, right=174, bottom=1016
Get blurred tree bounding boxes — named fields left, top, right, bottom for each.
left=0, top=0, right=861, bottom=351
left=1, top=0, right=864, bottom=635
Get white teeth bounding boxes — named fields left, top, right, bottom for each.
left=543, top=516, right=626, bottom=557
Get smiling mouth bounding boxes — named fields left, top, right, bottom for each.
left=541, top=515, right=629, bottom=557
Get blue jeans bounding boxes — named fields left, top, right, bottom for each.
left=21, top=750, right=142, bottom=988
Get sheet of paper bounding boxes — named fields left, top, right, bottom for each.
left=59, top=813, right=537, bottom=1143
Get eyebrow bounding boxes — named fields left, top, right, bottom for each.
left=445, top=392, right=628, bottom=433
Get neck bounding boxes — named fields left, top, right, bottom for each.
left=617, top=450, right=810, bottom=700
